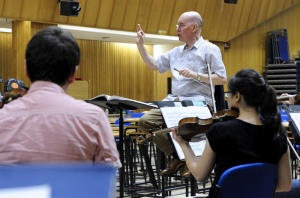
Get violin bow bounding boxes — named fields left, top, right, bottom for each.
left=207, top=63, right=217, bottom=114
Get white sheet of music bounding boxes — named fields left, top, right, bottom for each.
left=289, top=113, right=300, bottom=133
left=160, top=106, right=212, bottom=128
left=160, top=106, right=212, bottom=160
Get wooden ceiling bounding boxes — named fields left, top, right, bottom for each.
left=0, top=0, right=300, bottom=42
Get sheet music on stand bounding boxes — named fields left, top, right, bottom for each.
left=282, top=105, right=300, bottom=138
left=158, top=100, right=212, bottom=160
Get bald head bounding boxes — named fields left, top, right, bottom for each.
left=181, top=11, right=203, bottom=30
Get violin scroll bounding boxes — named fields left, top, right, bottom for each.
left=0, top=88, right=28, bottom=109
left=0, top=78, right=29, bottom=109
left=213, top=109, right=239, bottom=121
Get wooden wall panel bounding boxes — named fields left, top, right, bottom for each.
left=0, top=32, right=12, bottom=93
left=121, top=0, right=140, bottom=31
left=110, top=0, right=128, bottom=30
left=1, top=0, right=299, bottom=42
left=11, top=21, right=31, bottom=85
left=67, top=80, right=89, bottom=100
left=1, top=3, right=300, bottom=100
left=145, top=0, right=163, bottom=34
left=20, top=0, right=39, bottom=20
left=216, top=4, right=235, bottom=42
left=268, top=1, right=285, bottom=18
left=199, top=0, right=219, bottom=40
left=37, top=1, right=57, bottom=22
left=205, top=1, right=224, bottom=40
left=157, top=0, right=176, bottom=35
left=246, top=1, right=261, bottom=29
left=31, top=22, right=54, bottom=35
left=226, top=2, right=244, bottom=40
left=81, top=0, right=101, bottom=27
left=135, top=0, right=152, bottom=32
left=237, top=0, right=253, bottom=33
left=1, top=0, right=22, bottom=19
left=1, top=30, right=158, bottom=101
left=96, top=0, right=114, bottom=28
left=75, top=39, right=156, bottom=101
left=222, top=3, right=300, bottom=91
left=0, top=21, right=57, bottom=93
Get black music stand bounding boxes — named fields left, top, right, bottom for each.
left=86, top=98, right=157, bottom=198
left=157, top=101, right=210, bottom=196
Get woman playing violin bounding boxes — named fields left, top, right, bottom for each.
left=172, top=68, right=292, bottom=197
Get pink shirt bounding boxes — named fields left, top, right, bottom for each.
left=0, top=81, right=121, bottom=167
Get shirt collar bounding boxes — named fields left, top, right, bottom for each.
left=182, top=36, right=204, bottom=51
left=28, top=81, right=65, bottom=94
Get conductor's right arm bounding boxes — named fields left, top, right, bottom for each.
left=136, top=24, right=158, bottom=71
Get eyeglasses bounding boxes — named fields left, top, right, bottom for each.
left=176, top=23, right=187, bottom=29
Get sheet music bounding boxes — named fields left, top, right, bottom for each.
left=169, top=133, right=206, bottom=160
left=289, top=113, right=300, bottom=136
left=160, top=106, right=212, bottom=128
left=160, top=106, right=212, bottom=160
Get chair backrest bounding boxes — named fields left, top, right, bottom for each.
left=114, top=118, right=131, bottom=126
left=130, top=112, right=144, bottom=118
left=114, top=112, right=144, bottom=126
left=0, top=163, right=116, bottom=198
left=215, top=162, right=278, bottom=198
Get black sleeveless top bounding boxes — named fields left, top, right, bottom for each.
left=206, top=119, right=287, bottom=197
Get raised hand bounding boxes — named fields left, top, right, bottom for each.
left=136, top=24, right=145, bottom=45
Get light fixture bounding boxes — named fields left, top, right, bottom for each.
left=58, top=25, right=179, bottom=41
left=0, top=28, right=12, bottom=33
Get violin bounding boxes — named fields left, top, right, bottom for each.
left=137, top=109, right=239, bottom=144
left=176, top=109, right=239, bottom=142
left=0, top=88, right=28, bottom=109
left=0, top=78, right=29, bottom=109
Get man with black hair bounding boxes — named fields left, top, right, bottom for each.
left=0, top=26, right=121, bottom=167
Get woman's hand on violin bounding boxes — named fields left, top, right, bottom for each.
left=172, top=128, right=188, bottom=146
left=280, top=93, right=295, bottom=105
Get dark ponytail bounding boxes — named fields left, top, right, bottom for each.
left=228, top=69, right=286, bottom=140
